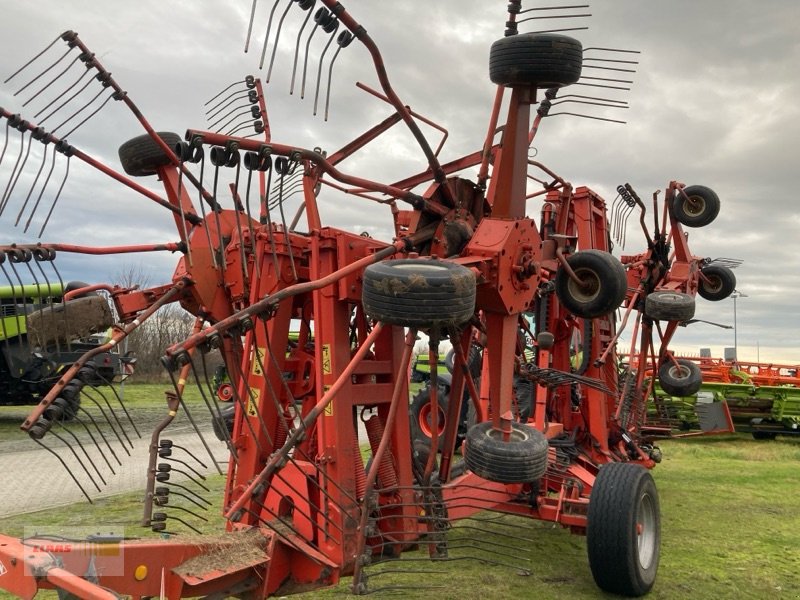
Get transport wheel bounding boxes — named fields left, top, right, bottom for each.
left=489, top=33, right=583, bottom=87
left=464, top=421, right=548, bottom=483
left=362, top=259, right=476, bottom=328
left=445, top=344, right=483, bottom=379
left=118, top=131, right=181, bottom=177
left=555, top=250, right=627, bottom=319
left=409, top=386, right=451, bottom=451
left=698, top=265, right=736, bottom=301
left=587, top=462, right=661, bottom=597
left=212, top=404, right=235, bottom=442
left=644, top=291, right=695, bottom=322
left=671, top=185, right=720, bottom=228
left=658, top=358, right=702, bottom=397
left=26, top=296, right=115, bottom=347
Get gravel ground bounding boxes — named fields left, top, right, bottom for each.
left=0, top=400, right=229, bottom=518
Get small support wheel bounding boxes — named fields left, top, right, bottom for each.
left=587, top=462, right=661, bottom=597
left=644, top=291, right=695, bottom=322
left=555, top=250, right=627, bottom=319
left=464, top=421, right=548, bottom=483
left=119, top=132, right=181, bottom=177
left=409, top=386, right=450, bottom=451
left=362, top=259, right=476, bottom=328
left=444, top=344, right=482, bottom=379
left=489, top=33, right=583, bottom=88
left=658, top=358, right=702, bottom=397
left=698, top=265, right=736, bottom=301
left=671, top=185, right=720, bottom=228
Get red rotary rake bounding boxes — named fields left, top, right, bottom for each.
left=0, top=1, right=731, bottom=597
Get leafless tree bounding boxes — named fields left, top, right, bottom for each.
left=113, top=263, right=195, bottom=381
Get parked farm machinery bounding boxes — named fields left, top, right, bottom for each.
left=642, top=355, right=800, bottom=439
left=0, top=1, right=732, bottom=598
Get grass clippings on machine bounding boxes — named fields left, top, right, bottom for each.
left=0, top=1, right=732, bottom=598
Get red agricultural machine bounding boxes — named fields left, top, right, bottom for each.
left=0, top=1, right=731, bottom=598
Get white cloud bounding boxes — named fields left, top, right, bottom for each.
left=1, top=0, right=798, bottom=362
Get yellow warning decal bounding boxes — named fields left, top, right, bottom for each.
left=246, top=392, right=259, bottom=417
left=322, top=344, right=332, bottom=375
left=323, top=385, right=333, bottom=416
left=251, top=347, right=265, bottom=376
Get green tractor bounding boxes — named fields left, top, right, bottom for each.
left=0, top=282, right=131, bottom=417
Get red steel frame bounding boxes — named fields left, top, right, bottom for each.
left=0, top=2, right=716, bottom=598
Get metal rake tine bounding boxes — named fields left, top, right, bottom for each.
left=323, top=31, right=353, bottom=121
left=300, top=17, right=323, bottom=99
left=36, top=68, right=95, bottom=123
left=0, top=130, right=26, bottom=217
left=266, top=0, right=294, bottom=82
left=1, top=133, right=34, bottom=215
left=170, top=375, right=224, bottom=476
left=312, top=20, right=338, bottom=116
left=12, top=46, right=73, bottom=97
left=50, top=86, right=107, bottom=135
left=53, top=419, right=108, bottom=487
left=89, top=377, right=141, bottom=438
left=289, top=0, right=316, bottom=95
left=37, top=154, right=70, bottom=238
left=4, top=33, right=66, bottom=84
left=32, top=438, right=94, bottom=503
left=49, top=429, right=103, bottom=492
left=22, top=52, right=83, bottom=108
left=83, top=386, right=134, bottom=451
left=78, top=405, right=123, bottom=467
left=205, top=80, right=245, bottom=111
left=205, top=90, right=250, bottom=123
left=258, top=0, right=283, bottom=70
left=611, top=194, right=624, bottom=244
left=15, top=145, right=49, bottom=227
left=0, top=119, right=9, bottom=170
left=244, top=0, right=260, bottom=53
left=23, top=148, right=57, bottom=233
left=60, top=91, right=116, bottom=140
left=68, top=411, right=117, bottom=474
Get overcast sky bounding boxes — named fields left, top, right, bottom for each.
left=0, top=0, right=798, bottom=364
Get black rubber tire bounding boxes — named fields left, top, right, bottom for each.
left=464, top=421, right=548, bottom=483
left=409, top=385, right=451, bottom=451
left=698, top=265, right=736, bottom=302
left=362, top=259, right=476, bottom=328
left=658, top=358, right=702, bottom=397
left=490, top=33, right=582, bottom=88
left=118, top=131, right=181, bottom=177
left=445, top=344, right=483, bottom=379
left=212, top=404, right=235, bottom=442
left=587, top=462, right=661, bottom=597
left=752, top=431, right=777, bottom=441
left=555, top=250, right=627, bottom=319
left=644, top=291, right=695, bottom=322
left=671, top=185, right=720, bottom=228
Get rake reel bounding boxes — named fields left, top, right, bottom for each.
left=0, top=1, right=732, bottom=598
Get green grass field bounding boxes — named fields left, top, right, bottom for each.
left=0, top=431, right=797, bottom=599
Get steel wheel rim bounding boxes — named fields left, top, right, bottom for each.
left=637, top=491, right=657, bottom=569
left=484, top=425, right=529, bottom=443
left=419, top=403, right=446, bottom=437
left=684, top=194, right=706, bottom=217
left=568, top=268, right=600, bottom=303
